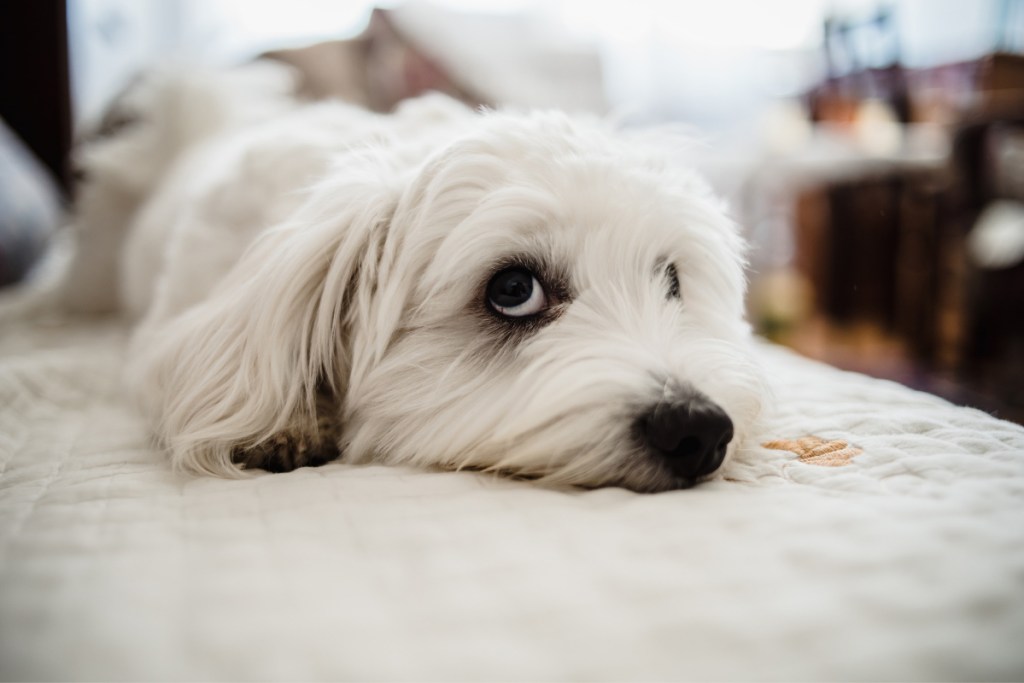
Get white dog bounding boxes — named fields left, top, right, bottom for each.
left=68, top=65, right=765, bottom=492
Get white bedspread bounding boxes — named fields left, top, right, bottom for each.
left=2, top=317, right=1023, bottom=681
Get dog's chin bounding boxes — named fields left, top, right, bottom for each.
left=475, top=470, right=699, bottom=493
left=481, top=451, right=729, bottom=493
left=592, top=444, right=740, bottom=492
left=558, top=472, right=717, bottom=493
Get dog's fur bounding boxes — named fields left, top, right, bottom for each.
left=69, top=64, right=766, bottom=492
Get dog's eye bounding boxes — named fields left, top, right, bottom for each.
left=665, top=263, right=681, bottom=299
left=487, top=267, right=547, bottom=318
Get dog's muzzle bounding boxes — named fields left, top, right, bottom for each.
left=635, top=392, right=734, bottom=480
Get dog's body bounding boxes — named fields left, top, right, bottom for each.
left=70, top=65, right=765, bottom=492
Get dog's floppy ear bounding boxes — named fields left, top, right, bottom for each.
left=131, top=167, right=401, bottom=476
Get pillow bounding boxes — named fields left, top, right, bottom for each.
left=0, top=118, right=62, bottom=287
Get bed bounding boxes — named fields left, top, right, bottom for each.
left=1, top=309, right=1023, bottom=681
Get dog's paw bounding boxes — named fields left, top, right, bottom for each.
left=231, top=431, right=340, bottom=472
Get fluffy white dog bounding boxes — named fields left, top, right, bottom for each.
left=68, top=65, right=766, bottom=492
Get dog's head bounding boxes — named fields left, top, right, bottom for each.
left=141, top=105, right=766, bottom=492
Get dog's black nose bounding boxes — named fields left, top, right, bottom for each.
left=636, top=394, right=734, bottom=479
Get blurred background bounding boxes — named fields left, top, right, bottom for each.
left=2, top=0, right=1023, bottom=423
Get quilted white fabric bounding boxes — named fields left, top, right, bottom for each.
left=1, top=317, right=1023, bottom=681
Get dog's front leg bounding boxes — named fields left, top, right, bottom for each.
left=230, top=389, right=342, bottom=472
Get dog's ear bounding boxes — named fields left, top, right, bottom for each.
left=131, top=168, right=401, bottom=476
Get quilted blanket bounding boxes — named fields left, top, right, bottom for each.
left=1, top=315, right=1023, bottom=681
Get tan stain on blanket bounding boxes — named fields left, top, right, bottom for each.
left=762, top=436, right=862, bottom=467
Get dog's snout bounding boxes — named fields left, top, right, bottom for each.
left=637, top=395, right=734, bottom=479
